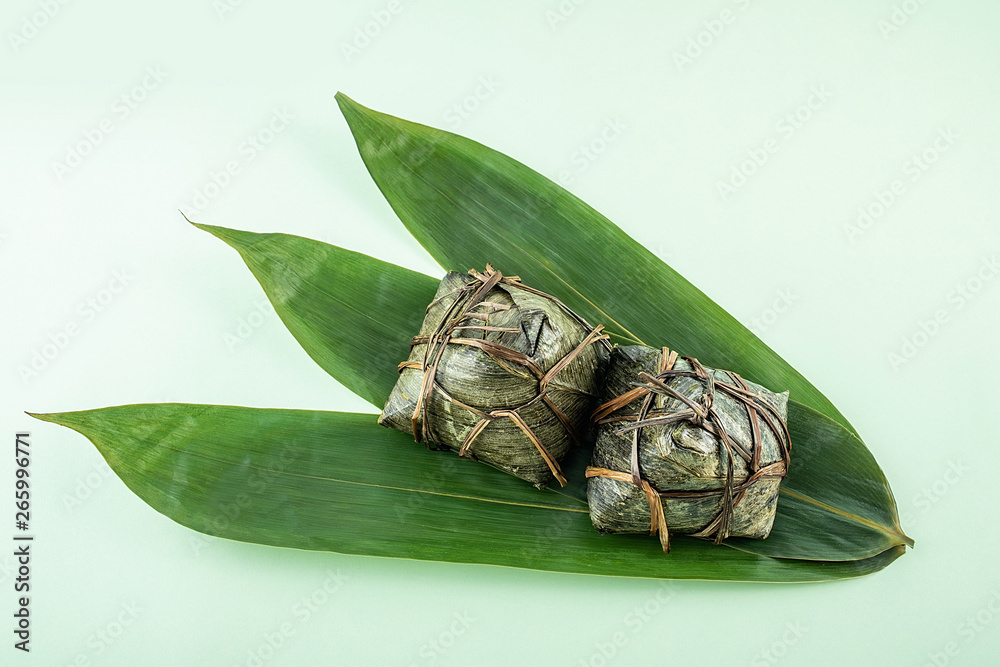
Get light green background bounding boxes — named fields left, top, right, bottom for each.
left=2, top=1, right=998, bottom=665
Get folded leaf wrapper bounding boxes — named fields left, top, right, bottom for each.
left=379, top=265, right=611, bottom=488
left=586, top=345, right=791, bottom=552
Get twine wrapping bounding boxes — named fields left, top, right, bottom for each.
left=586, top=347, right=791, bottom=552
left=397, top=265, right=610, bottom=487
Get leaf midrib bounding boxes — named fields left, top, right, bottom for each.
left=780, top=487, right=914, bottom=548
left=134, top=438, right=589, bottom=515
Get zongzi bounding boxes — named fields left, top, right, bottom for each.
left=586, top=345, right=791, bottom=552
left=380, top=265, right=611, bottom=488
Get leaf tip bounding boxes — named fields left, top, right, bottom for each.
left=335, top=91, right=370, bottom=129
left=334, top=90, right=357, bottom=111
left=898, top=528, right=916, bottom=549
left=24, top=410, right=76, bottom=431
left=187, top=217, right=255, bottom=254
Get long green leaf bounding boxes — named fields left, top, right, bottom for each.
left=196, top=223, right=910, bottom=562
left=29, top=405, right=904, bottom=582
left=335, top=92, right=850, bottom=432
left=332, top=95, right=912, bottom=557
left=729, top=402, right=910, bottom=559
left=33, top=95, right=912, bottom=581
left=187, top=219, right=438, bottom=408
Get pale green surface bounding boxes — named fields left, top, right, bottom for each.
left=2, top=1, right=999, bottom=666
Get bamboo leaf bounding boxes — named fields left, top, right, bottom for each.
left=29, top=405, right=904, bottom=582
left=728, top=401, right=911, bottom=560
left=334, top=92, right=851, bottom=432
left=196, top=223, right=910, bottom=562
left=33, top=95, right=912, bottom=580
left=188, top=220, right=438, bottom=408
left=333, top=94, right=912, bottom=559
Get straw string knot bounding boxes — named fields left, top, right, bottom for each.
left=586, top=347, right=791, bottom=552
left=402, top=264, right=610, bottom=487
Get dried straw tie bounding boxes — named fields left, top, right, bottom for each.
left=399, top=265, right=610, bottom=487
left=585, top=348, right=791, bottom=552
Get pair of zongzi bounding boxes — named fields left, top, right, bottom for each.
left=378, top=266, right=791, bottom=553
